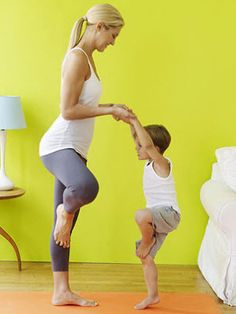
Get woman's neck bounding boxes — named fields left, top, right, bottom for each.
left=77, top=31, right=96, bottom=56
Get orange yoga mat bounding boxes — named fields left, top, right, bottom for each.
left=0, top=291, right=221, bottom=314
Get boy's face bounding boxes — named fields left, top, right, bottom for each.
left=135, top=139, right=150, bottom=160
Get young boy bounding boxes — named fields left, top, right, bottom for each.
left=129, top=117, right=181, bottom=310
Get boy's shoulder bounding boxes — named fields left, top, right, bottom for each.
left=151, top=157, right=172, bottom=178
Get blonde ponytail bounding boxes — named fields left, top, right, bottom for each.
left=68, top=17, right=87, bottom=50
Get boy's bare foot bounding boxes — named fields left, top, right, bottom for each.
left=134, top=295, right=160, bottom=310
left=52, top=290, right=98, bottom=306
left=136, top=237, right=156, bottom=259
left=54, top=204, right=74, bottom=248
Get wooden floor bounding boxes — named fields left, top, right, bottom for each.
left=0, top=261, right=235, bottom=313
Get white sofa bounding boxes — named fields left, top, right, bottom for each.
left=198, top=159, right=236, bottom=306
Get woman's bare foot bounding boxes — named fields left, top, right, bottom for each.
left=136, top=237, right=156, bottom=259
left=54, top=204, right=74, bottom=248
left=52, top=290, right=98, bottom=306
left=134, top=295, right=160, bottom=310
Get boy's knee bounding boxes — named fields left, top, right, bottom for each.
left=135, top=209, right=150, bottom=225
left=135, top=210, right=143, bottom=224
left=140, top=254, right=154, bottom=265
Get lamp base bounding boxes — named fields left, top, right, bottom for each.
left=0, top=172, right=14, bottom=191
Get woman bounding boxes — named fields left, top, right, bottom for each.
left=39, top=3, right=133, bottom=307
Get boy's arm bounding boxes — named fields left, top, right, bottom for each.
left=130, top=118, right=167, bottom=165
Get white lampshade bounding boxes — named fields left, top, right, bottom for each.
left=0, top=96, right=26, bottom=130
left=0, top=96, right=26, bottom=190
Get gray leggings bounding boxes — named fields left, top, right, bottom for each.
left=41, top=148, right=99, bottom=271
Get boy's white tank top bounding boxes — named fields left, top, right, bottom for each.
left=143, top=159, right=180, bottom=213
left=39, top=47, right=102, bottom=159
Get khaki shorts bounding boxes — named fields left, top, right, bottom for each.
left=136, top=206, right=180, bottom=258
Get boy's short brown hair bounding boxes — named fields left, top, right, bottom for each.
left=144, top=124, right=171, bottom=154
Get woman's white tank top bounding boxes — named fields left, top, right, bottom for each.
left=39, top=47, right=102, bottom=159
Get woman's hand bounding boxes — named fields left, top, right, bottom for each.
left=112, top=105, right=136, bottom=123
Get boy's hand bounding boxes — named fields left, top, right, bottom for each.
left=136, top=238, right=156, bottom=259
left=112, top=105, right=136, bottom=123
left=129, top=116, right=137, bottom=124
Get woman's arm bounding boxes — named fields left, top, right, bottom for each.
left=60, top=50, right=133, bottom=121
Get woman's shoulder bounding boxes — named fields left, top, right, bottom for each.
left=62, top=48, right=89, bottom=77
left=63, top=48, right=88, bottom=66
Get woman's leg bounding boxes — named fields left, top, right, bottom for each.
left=50, top=178, right=80, bottom=272
left=51, top=181, right=94, bottom=306
left=41, top=149, right=99, bottom=306
left=42, top=148, right=99, bottom=249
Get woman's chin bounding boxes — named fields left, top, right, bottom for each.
left=97, top=46, right=107, bottom=52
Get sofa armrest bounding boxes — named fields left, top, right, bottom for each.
left=200, top=179, right=236, bottom=235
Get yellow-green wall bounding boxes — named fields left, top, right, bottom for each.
left=0, top=0, right=236, bottom=265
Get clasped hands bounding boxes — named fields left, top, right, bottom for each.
left=112, top=104, right=136, bottom=124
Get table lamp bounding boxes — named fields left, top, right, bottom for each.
left=0, top=96, right=26, bottom=191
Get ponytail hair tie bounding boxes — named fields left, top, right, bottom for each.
left=83, top=16, right=88, bottom=22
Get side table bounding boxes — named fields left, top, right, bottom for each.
left=0, top=187, right=25, bottom=271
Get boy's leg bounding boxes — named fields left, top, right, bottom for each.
left=135, top=209, right=156, bottom=258
left=135, top=255, right=160, bottom=310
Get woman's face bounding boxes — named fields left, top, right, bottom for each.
left=95, top=24, right=122, bottom=51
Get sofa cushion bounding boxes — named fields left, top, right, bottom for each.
left=211, top=163, right=223, bottom=181
left=215, top=147, right=236, bottom=192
